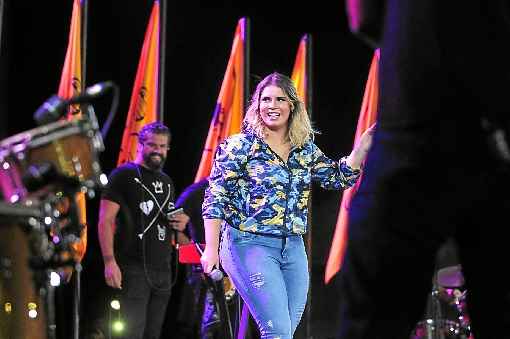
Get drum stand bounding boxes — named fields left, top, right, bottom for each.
left=73, top=262, right=82, bottom=339
left=0, top=192, right=83, bottom=339
left=42, top=271, right=57, bottom=339
left=33, top=262, right=80, bottom=339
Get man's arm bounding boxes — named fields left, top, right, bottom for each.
left=169, top=211, right=191, bottom=244
left=98, top=199, right=122, bottom=289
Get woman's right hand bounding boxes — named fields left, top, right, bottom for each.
left=200, top=248, right=219, bottom=274
left=201, top=218, right=222, bottom=273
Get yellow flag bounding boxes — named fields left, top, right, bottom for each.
left=59, top=0, right=83, bottom=119
left=57, top=0, right=87, bottom=263
left=291, top=34, right=309, bottom=108
left=194, top=18, right=247, bottom=182
left=117, top=0, right=160, bottom=166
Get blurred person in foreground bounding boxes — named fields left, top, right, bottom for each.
left=337, top=1, right=510, bottom=338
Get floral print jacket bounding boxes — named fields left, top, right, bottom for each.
left=202, top=132, right=360, bottom=236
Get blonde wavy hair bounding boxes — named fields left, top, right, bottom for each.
left=242, top=72, right=316, bottom=147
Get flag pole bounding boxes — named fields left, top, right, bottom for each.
left=305, top=34, right=312, bottom=118
left=81, top=0, right=87, bottom=87
left=304, top=33, right=313, bottom=339
left=0, top=0, right=4, bottom=57
left=236, top=17, right=252, bottom=339
left=158, top=0, right=166, bottom=122
left=73, top=1, right=87, bottom=339
left=0, top=0, right=6, bottom=139
left=243, top=17, right=250, bottom=113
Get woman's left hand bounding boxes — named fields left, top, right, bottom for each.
left=357, top=123, right=376, bottom=155
left=348, top=123, right=376, bottom=169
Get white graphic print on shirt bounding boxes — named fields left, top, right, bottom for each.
left=157, top=224, right=166, bottom=241
left=134, top=177, right=172, bottom=240
left=152, top=181, right=164, bottom=193
left=140, top=200, right=154, bottom=215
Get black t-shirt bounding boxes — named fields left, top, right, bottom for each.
left=102, top=162, right=175, bottom=271
left=175, top=178, right=208, bottom=244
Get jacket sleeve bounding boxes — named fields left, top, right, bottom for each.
left=202, top=135, right=249, bottom=220
left=310, top=143, right=361, bottom=190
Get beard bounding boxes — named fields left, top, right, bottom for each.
left=143, top=152, right=166, bottom=170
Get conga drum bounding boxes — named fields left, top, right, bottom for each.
left=0, top=118, right=106, bottom=202
left=0, top=221, right=48, bottom=339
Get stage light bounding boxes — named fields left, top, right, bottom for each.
left=27, top=302, right=38, bottom=319
left=110, top=299, right=120, bottom=310
left=50, top=271, right=61, bottom=286
left=100, top=174, right=108, bottom=185
left=112, top=319, right=125, bottom=334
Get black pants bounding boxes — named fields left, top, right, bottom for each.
left=119, top=265, right=172, bottom=339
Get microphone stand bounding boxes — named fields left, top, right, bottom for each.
left=203, top=274, right=234, bottom=339
left=193, top=242, right=234, bottom=339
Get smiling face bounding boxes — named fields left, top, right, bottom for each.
left=138, top=132, right=170, bottom=170
left=258, top=85, right=293, bottom=134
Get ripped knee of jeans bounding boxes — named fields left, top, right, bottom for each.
left=248, top=272, right=265, bottom=289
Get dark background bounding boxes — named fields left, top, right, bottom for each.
left=1, top=1, right=373, bottom=338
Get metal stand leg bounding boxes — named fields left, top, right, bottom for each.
left=73, top=263, right=82, bottom=339
left=43, top=271, right=57, bottom=339
left=214, top=279, right=234, bottom=339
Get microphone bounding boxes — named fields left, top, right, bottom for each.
left=34, top=81, right=115, bottom=125
left=208, top=268, right=224, bottom=282
left=192, top=241, right=224, bottom=281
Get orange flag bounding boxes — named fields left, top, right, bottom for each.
left=117, top=0, right=161, bottom=166
left=324, top=49, right=380, bottom=284
left=58, top=0, right=87, bottom=263
left=59, top=0, right=83, bottom=119
left=291, top=34, right=310, bottom=108
left=194, top=18, right=247, bottom=182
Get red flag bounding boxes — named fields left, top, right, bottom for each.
left=324, top=49, right=380, bottom=284
left=57, top=0, right=87, bottom=263
left=291, top=34, right=309, bottom=108
left=194, top=18, right=247, bottom=182
left=117, top=0, right=161, bottom=166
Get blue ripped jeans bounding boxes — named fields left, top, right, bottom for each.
left=220, top=226, right=309, bottom=339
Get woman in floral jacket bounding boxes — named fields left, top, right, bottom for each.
left=201, top=72, right=374, bottom=339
